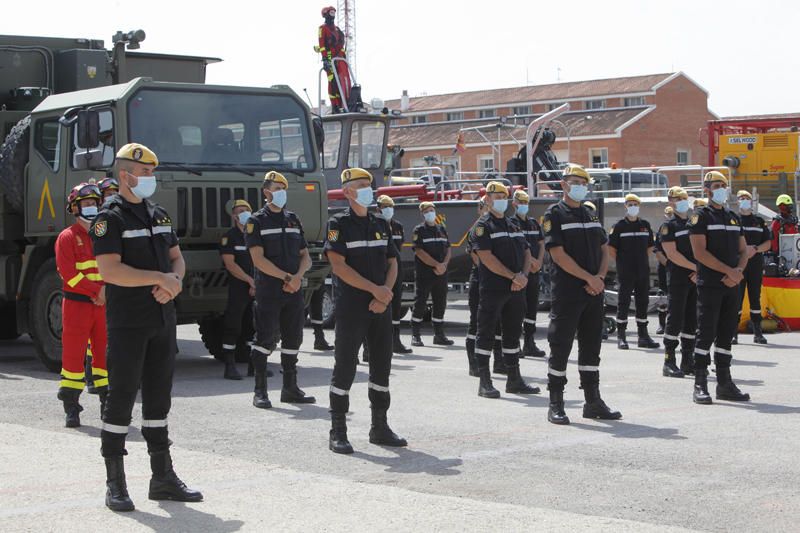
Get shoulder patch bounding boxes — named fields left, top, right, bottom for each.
left=475, top=226, right=485, bottom=237
left=94, top=221, right=107, bottom=237
left=730, top=218, right=737, bottom=225
left=690, top=215, right=699, bottom=225
left=542, top=219, right=552, bottom=233
left=661, top=225, right=669, bottom=235
left=246, top=223, right=254, bottom=234
left=328, top=229, right=339, bottom=242
left=221, top=236, right=228, bottom=246
left=609, top=226, right=614, bottom=235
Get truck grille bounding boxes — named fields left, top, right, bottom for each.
left=176, top=186, right=260, bottom=238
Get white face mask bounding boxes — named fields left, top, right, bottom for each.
left=711, top=187, right=728, bottom=205
left=270, top=189, right=287, bottom=208
left=739, top=199, right=752, bottom=211
left=79, top=205, right=98, bottom=221
left=675, top=199, right=690, bottom=214
left=423, top=211, right=437, bottom=224
left=355, top=187, right=373, bottom=207
left=567, top=184, right=588, bottom=202
left=492, top=199, right=509, bottom=214
left=237, top=211, right=251, bottom=225
left=380, top=207, right=394, bottom=220
left=516, top=204, right=529, bottom=217
left=626, top=205, right=640, bottom=217
left=127, top=173, right=157, bottom=200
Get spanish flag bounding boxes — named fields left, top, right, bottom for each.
left=453, top=132, right=466, bottom=154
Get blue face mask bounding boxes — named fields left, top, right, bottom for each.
left=711, top=187, right=728, bottom=205
left=567, top=184, right=588, bottom=202
left=675, top=199, right=690, bottom=214
left=129, top=173, right=157, bottom=200
left=739, top=199, right=752, bottom=211
left=516, top=204, right=529, bottom=216
left=355, top=187, right=373, bottom=207
left=423, top=211, right=437, bottom=224
left=492, top=199, right=508, bottom=214
left=380, top=207, right=394, bottom=220
left=270, top=189, right=287, bottom=209
left=237, top=211, right=251, bottom=225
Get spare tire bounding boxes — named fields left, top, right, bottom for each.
left=0, top=115, right=31, bottom=214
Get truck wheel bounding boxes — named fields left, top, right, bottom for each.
left=320, top=286, right=336, bottom=329
left=0, top=302, right=20, bottom=340
left=198, top=316, right=224, bottom=361
left=28, top=258, right=63, bottom=372
left=0, top=115, right=30, bottom=214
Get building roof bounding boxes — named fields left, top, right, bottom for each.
left=717, top=112, right=800, bottom=122
left=389, top=107, right=652, bottom=149
left=385, top=73, right=675, bottom=113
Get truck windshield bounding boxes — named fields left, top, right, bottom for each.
left=128, top=88, right=315, bottom=171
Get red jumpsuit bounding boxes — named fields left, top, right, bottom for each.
left=55, top=222, right=107, bottom=392
left=770, top=214, right=798, bottom=253
left=318, top=22, right=350, bottom=110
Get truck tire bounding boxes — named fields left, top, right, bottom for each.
left=28, top=258, right=63, bottom=372
left=0, top=115, right=31, bottom=214
left=320, top=285, right=336, bottom=329
left=0, top=302, right=20, bottom=340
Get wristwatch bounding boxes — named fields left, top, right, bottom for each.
left=283, top=273, right=293, bottom=283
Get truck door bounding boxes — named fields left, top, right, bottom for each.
left=26, top=115, right=67, bottom=235
left=67, top=108, right=116, bottom=199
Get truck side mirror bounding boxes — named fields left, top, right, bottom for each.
left=312, top=118, right=325, bottom=151
left=76, top=110, right=100, bottom=149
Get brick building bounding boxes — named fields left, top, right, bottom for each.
left=384, top=72, right=716, bottom=176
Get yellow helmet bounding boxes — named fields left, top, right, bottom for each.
left=624, top=193, right=641, bottom=204
left=419, top=201, right=435, bottom=212
left=485, top=181, right=509, bottom=195
left=377, top=194, right=395, bottom=207
left=776, top=194, right=793, bottom=206
left=562, top=164, right=592, bottom=182
left=116, top=143, right=158, bottom=167
left=263, top=170, right=288, bottom=188
left=513, top=189, right=530, bottom=203
left=703, top=171, right=728, bottom=186
left=341, top=167, right=373, bottom=184
left=667, top=186, right=688, bottom=199
left=736, top=190, right=752, bottom=200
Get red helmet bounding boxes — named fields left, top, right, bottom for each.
left=98, top=177, right=119, bottom=195
left=66, top=181, right=101, bottom=214
left=322, top=6, right=336, bottom=17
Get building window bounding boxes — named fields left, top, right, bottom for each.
left=478, top=155, right=495, bottom=173
left=479, top=109, right=497, bottom=119
left=548, top=102, right=566, bottom=111
left=411, top=115, right=427, bottom=124
left=512, top=105, right=531, bottom=116
left=585, top=99, right=606, bottom=110
left=677, top=150, right=690, bottom=166
left=445, top=111, right=464, bottom=122
left=589, top=148, right=608, bottom=168
left=623, top=96, right=645, bottom=107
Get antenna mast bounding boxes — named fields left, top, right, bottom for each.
left=337, top=0, right=356, bottom=77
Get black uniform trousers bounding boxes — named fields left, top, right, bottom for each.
left=391, top=268, right=403, bottom=327
left=663, top=283, right=697, bottom=354
left=412, top=270, right=448, bottom=324
left=694, top=285, right=739, bottom=369
left=474, top=288, right=525, bottom=368
left=739, top=255, right=764, bottom=326
left=547, top=293, right=603, bottom=391
left=309, top=283, right=326, bottom=327
left=251, top=288, right=304, bottom=371
left=523, top=273, right=540, bottom=335
left=467, top=279, right=502, bottom=345
left=329, top=292, right=393, bottom=414
left=101, top=319, right=177, bottom=458
left=221, top=280, right=253, bottom=353
left=616, top=273, right=650, bottom=327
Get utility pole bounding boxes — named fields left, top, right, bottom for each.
left=337, top=0, right=356, bottom=77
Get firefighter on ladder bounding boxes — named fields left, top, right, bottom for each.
left=318, top=6, right=349, bottom=113
left=56, top=181, right=108, bottom=428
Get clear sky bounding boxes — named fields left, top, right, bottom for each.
left=4, top=0, right=798, bottom=117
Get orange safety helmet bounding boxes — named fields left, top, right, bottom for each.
left=66, top=181, right=101, bottom=214
left=321, top=6, right=336, bottom=17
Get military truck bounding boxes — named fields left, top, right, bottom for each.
left=0, top=32, right=330, bottom=371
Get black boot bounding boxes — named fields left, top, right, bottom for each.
left=280, top=368, right=316, bottom=404
left=505, top=365, right=540, bottom=394
left=253, top=368, right=272, bottom=409
left=522, top=325, right=546, bottom=358
left=715, top=366, right=751, bottom=402
left=329, top=413, right=354, bottom=454
left=411, top=322, right=424, bottom=347
left=662, top=348, right=684, bottom=378
left=492, top=341, right=507, bottom=374
left=393, top=325, right=412, bottom=354
left=104, top=456, right=135, bottom=512
left=314, top=326, right=334, bottom=351
left=547, top=388, right=570, bottom=425
left=432, top=322, right=454, bottom=346
left=753, top=321, right=767, bottom=345
left=58, top=388, right=83, bottom=428
left=478, top=366, right=500, bottom=399
left=148, top=450, right=203, bottom=502
left=223, top=352, right=242, bottom=380
left=656, top=310, right=666, bottom=335
left=369, top=408, right=407, bottom=447
left=693, top=367, right=713, bottom=404
left=617, top=325, right=629, bottom=350
left=637, top=323, right=659, bottom=348
left=582, top=383, right=622, bottom=420
left=465, top=338, right=479, bottom=377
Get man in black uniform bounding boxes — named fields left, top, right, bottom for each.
left=734, top=190, right=771, bottom=345
left=608, top=193, right=659, bottom=350
left=654, top=206, right=673, bottom=335
left=660, top=186, right=697, bottom=378
left=512, top=189, right=546, bottom=358
left=471, top=181, right=539, bottom=398
left=246, top=171, right=315, bottom=409
left=688, top=171, right=751, bottom=404
left=410, top=201, right=453, bottom=346
left=218, top=199, right=255, bottom=380
left=376, top=195, right=413, bottom=354
left=325, top=167, right=406, bottom=454
left=543, top=164, right=620, bottom=425
left=92, top=143, right=201, bottom=512
left=309, top=285, right=334, bottom=351
left=465, top=198, right=488, bottom=376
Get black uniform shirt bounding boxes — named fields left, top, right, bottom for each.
left=608, top=217, right=654, bottom=278
left=90, top=196, right=178, bottom=329
left=220, top=226, right=253, bottom=284
left=389, top=219, right=405, bottom=250
left=470, top=213, right=528, bottom=290
left=688, top=205, right=743, bottom=287
left=543, top=200, right=608, bottom=298
left=660, top=216, right=695, bottom=286
left=738, top=213, right=771, bottom=250
left=412, top=222, right=450, bottom=270
left=514, top=214, right=544, bottom=261
left=245, top=207, right=307, bottom=292
left=325, top=209, right=398, bottom=298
